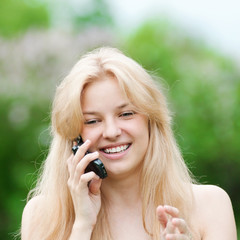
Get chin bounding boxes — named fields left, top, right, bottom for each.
left=106, top=165, right=141, bottom=179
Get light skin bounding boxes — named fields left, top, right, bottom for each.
left=68, top=76, right=151, bottom=239
left=21, top=76, right=237, bottom=240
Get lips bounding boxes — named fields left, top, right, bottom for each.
left=101, top=144, right=131, bottom=154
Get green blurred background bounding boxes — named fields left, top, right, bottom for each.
left=0, top=0, right=239, bottom=239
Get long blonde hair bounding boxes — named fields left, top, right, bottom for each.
left=24, top=47, right=194, bottom=240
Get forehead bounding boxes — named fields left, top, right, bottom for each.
left=81, top=77, right=130, bottom=111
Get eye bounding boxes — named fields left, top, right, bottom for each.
left=119, top=111, right=135, bottom=118
left=84, top=119, right=100, bottom=125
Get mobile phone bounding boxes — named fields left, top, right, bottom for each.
left=72, top=136, right=107, bottom=179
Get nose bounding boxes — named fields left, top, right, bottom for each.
left=102, top=118, right=121, bottom=140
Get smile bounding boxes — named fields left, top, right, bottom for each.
left=102, top=144, right=130, bottom=154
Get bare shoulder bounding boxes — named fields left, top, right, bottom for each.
left=192, top=184, right=231, bottom=203
left=22, top=195, right=46, bottom=219
left=191, top=184, right=234, bottom=219
left=21, top=196, right=47, bottom=239
left=191, top=184, right=237, bottom=240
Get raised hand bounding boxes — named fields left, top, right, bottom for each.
left=67, top=140, right=102, bottom=230
left=156, top=205, right=193, bottom=240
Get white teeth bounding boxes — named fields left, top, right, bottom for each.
left=103, top=145, right=129, bottom=154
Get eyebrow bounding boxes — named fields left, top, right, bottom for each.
left=82, top=103, right=130, bottom=115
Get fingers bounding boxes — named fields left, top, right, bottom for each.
left=172, top=218, right=187, bottom=234
left=71, top=139, right=91, bottom=173
left=163, top=205, right=179, bottom=218
left=165, top=233, right=189, bottom=240
left=157, top=205, right=192, bottom=239
left=78, top=171, right=99, bottom=188
left=67, top=139, right=100, bottom=189
left=165, top=233, right=192, bottom=240
left=89, top=177, right=102, bottom=195
left=156, top=205, right=169, bottom=228
left=73, top=151, right=99, bottom=184
left=67, top=139, right=90, bottom=176
left=156, top=205, right=179, bottom=228
left=164, top=219, right=189, bottom=240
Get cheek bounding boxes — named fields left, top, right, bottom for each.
left=139, top=120, right=150, bottom=148
left=137, top=117, right=149, bottom=137
left=129, top=118, right=149, bottom=144
left=141, top=127, right=150, bottom=148
left=81, top=127, right=99, bottom=142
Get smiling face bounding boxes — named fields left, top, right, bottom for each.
left=80, top=76, right=149, bottom=179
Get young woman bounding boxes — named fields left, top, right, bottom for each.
left=21, top=47, right=237, bottom=240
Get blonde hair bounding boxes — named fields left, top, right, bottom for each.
left=24, top=47, right=194, bottom=240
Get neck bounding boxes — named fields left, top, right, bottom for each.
left=101, top=170, right=142, bottom=208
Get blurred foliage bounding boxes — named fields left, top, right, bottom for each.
left=0, top=28, right=113, bottom=101
left=0, top=96, right=50, bottom=239
left=0, top=0, right=50, bottom=38
left=70, top=0, right=114, bottom=30
left=122, top=20, right=240, bottom=232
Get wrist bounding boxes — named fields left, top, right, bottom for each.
left=69, top=221, right=94, bottom=240
left=73, top=220, right=94, bottom=230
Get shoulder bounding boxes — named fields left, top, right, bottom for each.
left=192, top=184, right=231, bottom=202
left=191, top=184, right=233, bottom=222
left=191, top=184, right=234, bottom=218
left=22, top=195, right=46, bottom=219
left=191, top=184, right=237, bottom=240
left=21, top=196, right=47, bottom=239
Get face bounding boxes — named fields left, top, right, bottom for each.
left=81, top=77, right=149, bottom=179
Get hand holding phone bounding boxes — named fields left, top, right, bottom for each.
left=72, top=136, right=107, bottom=179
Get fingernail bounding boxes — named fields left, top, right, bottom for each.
left=92, top=151, right=99, bottom=158
left=157, top=205, right=164, bottom=210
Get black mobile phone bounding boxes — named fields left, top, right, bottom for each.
left=72, top=136, right=107, bottom=179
